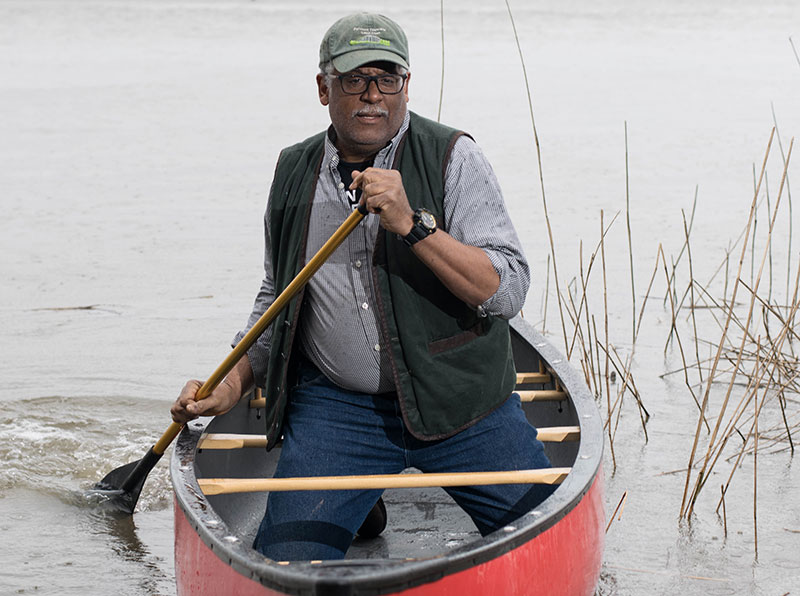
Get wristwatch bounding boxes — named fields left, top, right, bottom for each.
left=403, top=208, right=437, bottom=247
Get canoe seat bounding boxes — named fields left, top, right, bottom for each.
left=198, top=425, right=580, bottom=450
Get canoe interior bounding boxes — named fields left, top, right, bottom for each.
left=191, top=323, right=582, bottom=560
left=171, top=317, right=604, bottom=595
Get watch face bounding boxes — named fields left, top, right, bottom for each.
left=419, top=210, right=437, bottom=231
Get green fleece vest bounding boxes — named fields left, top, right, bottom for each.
left=261, top=112, right=516, bottom=447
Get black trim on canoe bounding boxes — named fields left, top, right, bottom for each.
left=170, top=316, right=603, bottom=596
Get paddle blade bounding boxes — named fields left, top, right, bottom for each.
left=89, top=447, right=163, bottom=514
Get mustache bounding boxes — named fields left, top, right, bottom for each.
left=352, top=107, right=389, bottom=118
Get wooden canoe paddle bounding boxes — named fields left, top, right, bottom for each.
left=91, top=204, right=368, bottom=514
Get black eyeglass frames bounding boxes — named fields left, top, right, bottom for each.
left=336, top=73, right=408, bottom=95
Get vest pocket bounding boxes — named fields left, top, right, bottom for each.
left=426, top=318, right=489, bottom=355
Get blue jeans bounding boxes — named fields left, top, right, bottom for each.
left=252, top=359, right=555, bottom=561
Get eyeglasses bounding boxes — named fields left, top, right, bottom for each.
left=336, top=73, right=408, bottom=95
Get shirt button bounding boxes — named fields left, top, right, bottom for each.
left=337, top=182, right=345, bottom=190
left=374, top=344, right=381, bottom=352
left=361, top=302, right=369, bottom=310
left=354, top=260, right=362, bottom=268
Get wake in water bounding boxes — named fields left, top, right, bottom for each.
left=0, top=394, right=173, bottom=513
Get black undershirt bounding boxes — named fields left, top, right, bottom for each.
left=337, top=159, right=373, bottom=210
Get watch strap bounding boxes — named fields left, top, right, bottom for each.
left=403, top=209, right=437, bottom=247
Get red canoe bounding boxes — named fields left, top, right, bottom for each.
left=171, top=316, right=605, bottom=595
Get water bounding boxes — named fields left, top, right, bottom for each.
left=2, top=0, right=799, bottom=594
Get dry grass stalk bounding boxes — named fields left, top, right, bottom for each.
left=547, top=210, right=649, bottom=461
left=503, top=0, right=650, bottom=467
left=504, top=0, right=569, bottom=353
left=664, top=188, right=698, bottom=309
left=542, top=254, right=550, bottom=333
left=605, top=490, right=628, bottom=534
left=679, top=128, right=776, bottom=519
left=682, top=210, right=704, bottom=387
left=601, top=211, right=615, bottom=470
left=754, top=338, right=760, bottom=560
left=659, top=247, right=711, bottom=430
left=720, top=484, right=728, bottom=538
left=682, top=135, right=796, bottom=520
left=624, top=122, right=636, bottom=346
left=635, top=244, right=663, bottom=340
left=770, top=103, right=794, bottom=309
left=609, top=345, right=649, bottom=442
left=437, top=0, right=445, bottom=123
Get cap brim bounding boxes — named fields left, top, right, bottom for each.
left=332, top=49, right=409, bottom=73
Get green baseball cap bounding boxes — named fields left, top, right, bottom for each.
left=319, top=13, right=410, bottom=73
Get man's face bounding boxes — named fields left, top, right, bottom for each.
left=316, top=63, right=410, bottom=162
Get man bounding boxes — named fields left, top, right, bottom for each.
left=171, top=12, right=554, bottom=561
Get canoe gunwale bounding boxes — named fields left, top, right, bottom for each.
left=170, top=316, right=604, bottom=595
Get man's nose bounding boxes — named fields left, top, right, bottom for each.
left=360, top=79, right=383, bottom=102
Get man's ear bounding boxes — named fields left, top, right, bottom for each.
left=316, top=73, right=330, bottom=106
left=403, top=71, right=411, bottom=103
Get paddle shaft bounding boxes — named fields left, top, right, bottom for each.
left=153, top=205, right=368, bottom=455
left=197, top=468, right=572, bottom=495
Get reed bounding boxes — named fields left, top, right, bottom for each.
left=682, top=210, right=704, bottom=387
left=663, top=187, right=698, bottom=310
left=625, top=122, right=636, bottom=345
left=605, top=490, right=628, bottom=534
left=504, top=0, right=569, bottom=355
left=503, top=5, right=797, bottom=540
left=675, top=135, right=797, bottom=525
left=601, top=211, right=615, bottom=470
left=791, top=36, right=800, bottom=70
left=678, top=128, right=775, bottom=519
left=542, top=254, right=550, bottom=333
left=437, top=0, right=445, bottom=123
left=754, top=340, right=760, bottom=560
left=770, top=103, right=794, bottom=309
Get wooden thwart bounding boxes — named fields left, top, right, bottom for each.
left=197, top=467, right=571, bottom=496
left=516, top=372, right=552, bottom=384
left=538, top=425, right=580, bottom=442
left=198, top=425, right=580, bottom=450
left=247, top=371, right=558, bottom=410
left=516, top=390, right=567, bottom=402
left=249, top=389, right=564, bottom=410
